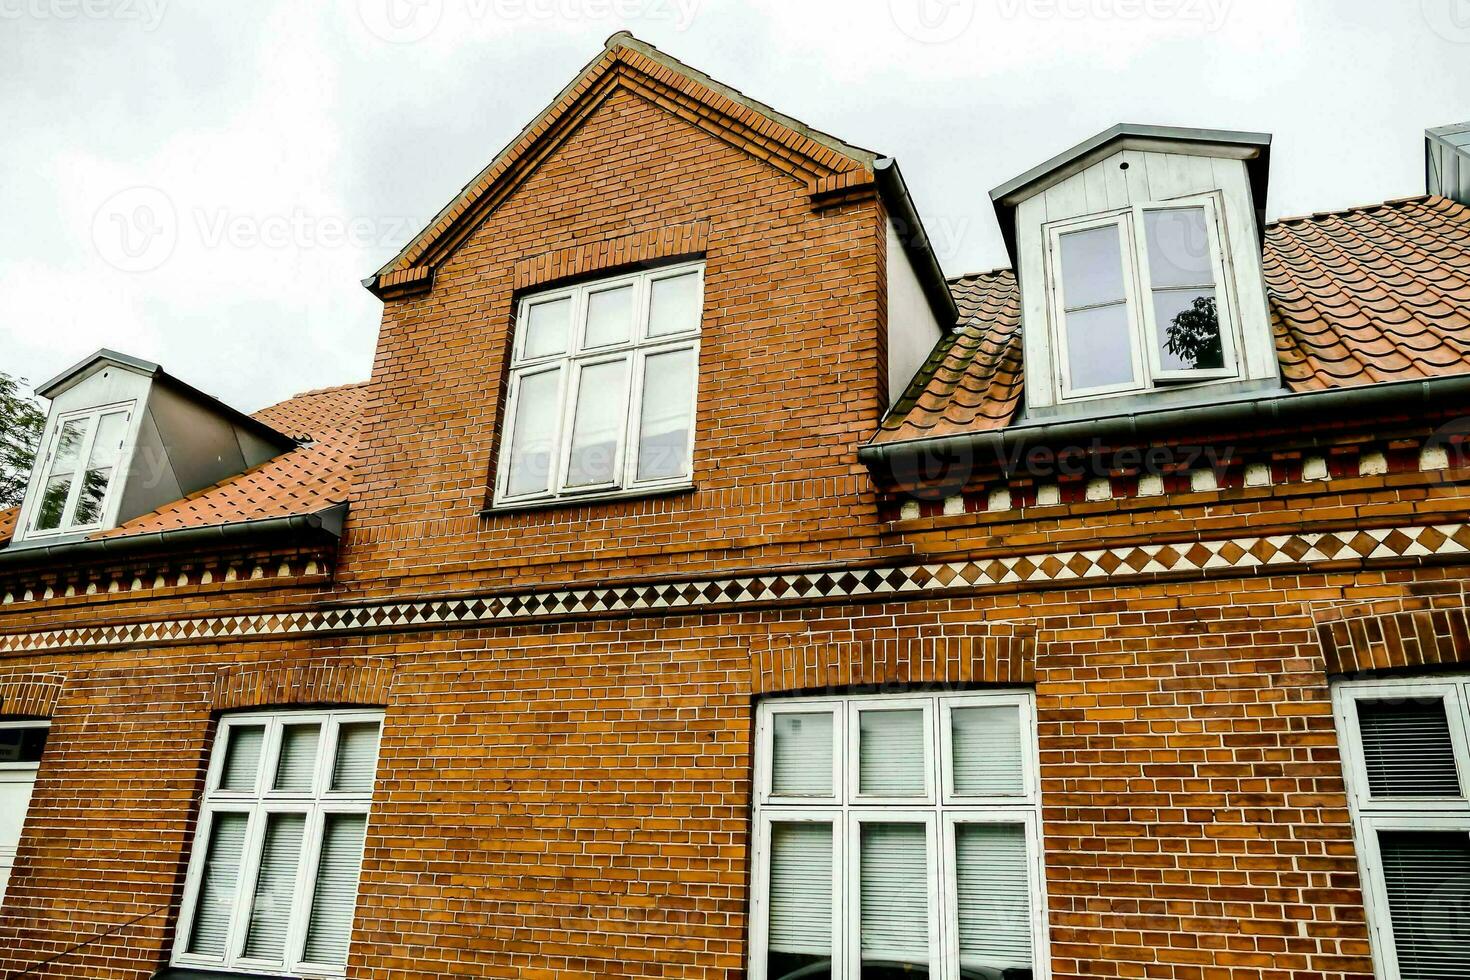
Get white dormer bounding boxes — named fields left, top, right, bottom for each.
left=9, top=350, right=296, bottom=548
left=991, top=125, right=1276, bottom=414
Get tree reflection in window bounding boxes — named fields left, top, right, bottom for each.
left=1163, top=296, right=1224, bottom=371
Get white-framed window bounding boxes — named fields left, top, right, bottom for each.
left=1333, top=675, right=1470, bottom=980
left=0, top=721, right=49, bottom=907
left=1046, top=192, right=1239, bottom=401
left=27, top=401, right=134, bottom=536
left=493, top=261, right=703, bottom=507
left=749, top=691, right=1049, bottom=980
left=172, top=710, right=383, bottom=978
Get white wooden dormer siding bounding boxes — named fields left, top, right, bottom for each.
left=1002, top=130, right=1277, bottom=412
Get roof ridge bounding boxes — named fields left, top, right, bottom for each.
left=947, top=267, right=1015, bottom=284
left=1269, top=194, right=1434, bottom=228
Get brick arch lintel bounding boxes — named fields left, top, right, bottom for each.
left=0, top=673, right=66, bottom=719
left=1313, top=585, right=1470, bottom=676
left=211, top=658, right=396, bottom=712
left=753, top=623, right=1035, bottom=696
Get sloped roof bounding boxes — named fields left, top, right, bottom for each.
left=0, top=382, right=364, bottom=548
left=877, top=195, right=1470, bottom=443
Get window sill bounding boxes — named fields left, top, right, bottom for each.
left=482, top=483, right=695, bottom=517
left=153, top=968, right=308, bottom=980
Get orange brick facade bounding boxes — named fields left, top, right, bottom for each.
left=2, top=39, right=1469, bottom=980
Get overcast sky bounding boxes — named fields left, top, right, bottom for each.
left=2, top=0, right=1467, bottom=412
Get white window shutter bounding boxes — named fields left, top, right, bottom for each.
left=243, top=813, right=307, bottom=960
left=767, top=822, right=833, bottom=956
left=951, top=705, right=1025, bottom=796
left=955, top=823, right=1034, bottom=972
left=331, top=722, right=381, bottom=793
left=1378, top=830, right=1470, bottom=979
left=273, top=725, right=321, bottom=792
left=771, top=713, right=833, bottom=797
left=858, top=710, right=926, bottom=797
left=303, top=813, right=369, bottom=966
left=187, top=812, right=250, bottom=957
left=1356, top=699, right=1463, bottom=798
left=859, top=822, right=929, bottom=966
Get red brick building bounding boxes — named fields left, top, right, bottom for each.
left=1, top=33, right=1469, bottom=980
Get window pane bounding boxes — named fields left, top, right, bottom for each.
left=32, top=476, right=70, bottom=532
left=1154, top=287, right=1223, bottom=372
left=1065, top=302, right=1135, bottom=391
left=1059, top=224, right=1126, bottom=309
left=860, top=822, right=929, bottom=976
left=767, top=822, right=833, bottom=979
left=565, top=359, right=628, bottom=488
left=1357, top=698, right=1463, bottom=798
left=858, top=709, right=925, bottom=797
left=635, top=348, right=695, bottom=483
left=220, top=725, right=266, bottom=792
left=584, top=285, right=634, bottom=348
left=504, top=369, right=561, bottom=497
left=0, top=726, right=46, bottom=764
left=187, top=812, right=250, bottom=957
left=1378, top=830, right=1470, bottom=980
left=955, top=823, right=1033, bottom=973
left=273, top=724, right=321, bottom=792
left=521, top=297, right=571, bottom=359
left=71, top=411, right=129, bottom=526
left=47, top=418, right=88, bottom=477
left=951, top=705, right=1024, bottom=796
left=1144, top=207, right=1214, bottom=288
left=771, top=712, right=833, bottom=797
left=647, top=272, right=701, bottom=337
left=331, top=722, right=381, bottom=793
left=303, top=813, right=369, bottom=967
left=243, top=813, right=307, bottom=960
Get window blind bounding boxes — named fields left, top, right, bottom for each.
left=955, top=823, right=1033, bottom=971
left=187, top=812, right=250, bottom=957
left=1378, top=830, right=1470, bottom=979
left=858, top=710, right=925, bottom=797
left=1357, top=699, right=1463, bottom=798
left=772, top=713, right=833, bottom=797
left=767, top=822, right=833, bottom=956
left=220, top=726, right=265, bottom=792
left=243, top=813, right=307, bottom=960
left=274, top=725, right=321, bottom=792
left=951, top=706, right=1025, bottom=797
left=303, top=813, right=368, bottom=966
left=860, top=822, right=929, bottom=966
left=331, top=722, right=381, bottom=794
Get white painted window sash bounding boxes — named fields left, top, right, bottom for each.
left=172, top=709, right=382, bottom=978
left=1046, top=192, right=1244, bottom=403
left=1333, top=675, right=1470, bottom=980
left=26, top=400, right=134, bottom=537
left=749, top=691, right=1049, bottom=980
left=493, top=261, right=704, bottom=508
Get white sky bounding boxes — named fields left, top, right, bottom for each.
left=2, top=0, right=1467, bottom=412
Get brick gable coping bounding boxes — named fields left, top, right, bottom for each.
left=368, top=33, right=875, bottom=300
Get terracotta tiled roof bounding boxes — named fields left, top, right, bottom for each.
left=0, top=506, right=15, bottom=544
left=92, top=382, right=365, bottom=539
left=1267, top=195, right=1470, bottom=388
left=878, top=195, right=1470, bottom=443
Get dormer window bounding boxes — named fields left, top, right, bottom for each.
left=30, top=403, right=133, bottom=536
left=1048, top=194, right=1238, bottom=400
